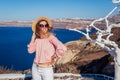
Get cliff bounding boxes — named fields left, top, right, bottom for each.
left=54, top=22, right=120, bottom=77
left=54, top=40, right=114, bottom=76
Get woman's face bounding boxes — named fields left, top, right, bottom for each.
left=38, top=21, right=49, bottom=34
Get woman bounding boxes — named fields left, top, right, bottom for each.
left=27, top=16, right=67, bottom=80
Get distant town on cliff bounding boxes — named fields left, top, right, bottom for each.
left=0, top=13, right=120, bottom=30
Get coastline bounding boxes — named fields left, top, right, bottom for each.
left=0, top=26, right=68, bottom=30
left=0, top=24, right=31, bottom=27
left=0, top=19, right=92, bottom=30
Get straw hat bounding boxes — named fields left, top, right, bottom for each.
left=32, top=16, right=52, bottom=32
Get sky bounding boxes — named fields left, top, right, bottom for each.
left=0, top=0, right=119, bottom=21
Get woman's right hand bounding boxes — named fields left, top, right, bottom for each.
left=29, top=33, right=36, bottom=44
left=31, top=33, right=36, bottom=39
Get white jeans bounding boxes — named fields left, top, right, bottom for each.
left=32, top=63, right=54, bottom=80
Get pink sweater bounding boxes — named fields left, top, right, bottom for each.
left=27, top=35, right=67, bottom=64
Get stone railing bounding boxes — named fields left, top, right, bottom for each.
left=0, top=73, right=82, bottom=80
left=0, top=73, right=114, bottom=80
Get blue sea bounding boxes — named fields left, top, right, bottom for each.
left=0, top=27, right=96, bottom=70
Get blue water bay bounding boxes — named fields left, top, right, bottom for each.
left=0, top=27, right=96, bottom=70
